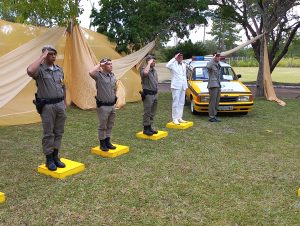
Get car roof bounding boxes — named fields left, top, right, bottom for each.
left=185, top=59, right=231, bottom=68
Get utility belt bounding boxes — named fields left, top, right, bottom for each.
left=95, top=96, right=117, bottom=107
left=139, top=89, right=157, bottom=101
left=143, top=89, right=157, bottom=95
left=33, top=94, right=64, bottom=114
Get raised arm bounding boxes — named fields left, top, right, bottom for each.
left=27, top=49, right=48, bottom=78
left=89, top=62, right=103, bottom=79
left=142, top=59, right=154, bottom=76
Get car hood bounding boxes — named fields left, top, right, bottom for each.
left=190, top=81, right=251, bottom=93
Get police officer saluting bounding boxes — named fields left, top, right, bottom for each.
left=206, top=52, right=222, bottom=122
left=89, top=58, right=117, bottom=151
left=27, top=45, right=67, bottom=171
left=140, top=55, right=158, bottom=136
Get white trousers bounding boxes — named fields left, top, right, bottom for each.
left=171, top=88, right=185, bottom=120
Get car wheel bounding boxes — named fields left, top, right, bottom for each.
left=184, top=95, right=189, bottom=106
left=190, top=99, right=198, bottom=115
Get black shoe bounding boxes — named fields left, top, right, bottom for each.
left=105, top=137, right=116, bottom=149
left=53, top=149, right=66, bottom=168
left=46, top=154, right=57, bottom=171
left=100, top=139, right=109, bottom=151
left=209, top=117, right=221, bottom=122
left=143, top=125, right=154, bottom=136
left=150, top=126, right=158, bottom=134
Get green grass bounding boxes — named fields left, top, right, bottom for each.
left=1, top=93, right=300, bottom=225
left=235, top=67, right=300, bottom=84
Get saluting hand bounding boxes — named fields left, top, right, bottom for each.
left=148, top=59, right=154, bottom=65
left=99, top=62, right=105, bottom=72
left=175, top=53, right=181, bottom=59
left=41, top=49, right=49, bottom=59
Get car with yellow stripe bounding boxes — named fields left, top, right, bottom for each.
left=185, top=56, right=254, bottom=115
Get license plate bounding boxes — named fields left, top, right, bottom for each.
left=218, top=106, right=233, bottom=110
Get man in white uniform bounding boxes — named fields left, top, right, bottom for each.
left=166, top=52, right=188, bottom=124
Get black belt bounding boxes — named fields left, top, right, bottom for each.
left=95, top=96, right=117, bottom=107
left=40, top=97, right=64, bottom=105
left=143, top=89, right=157, bottom=95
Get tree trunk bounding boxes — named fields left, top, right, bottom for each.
left=255, top=37, right=265, bottom=97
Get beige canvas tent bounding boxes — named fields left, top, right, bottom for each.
left=0, top=20, right=155, bottom=126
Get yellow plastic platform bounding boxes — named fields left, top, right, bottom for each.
left=37, top=158, right=85, bottom=179
left=0, top=192, right=5, bottom=203
left=166, top=121, right=194, bottom=129
left=91, top=144, right=129, bottom=158
left=136, top=130, right=168, bottom=140
left=298, top=188, right=300, bottom=197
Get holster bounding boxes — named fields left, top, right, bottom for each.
left=33, top=93, right=46, bottom=114
left=139, top=91, right=146, bottom=101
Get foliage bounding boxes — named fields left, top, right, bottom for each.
left=0, top=93, right=300, bottom=225
left=90, top=0, right=209, bottom=53
left=161, top=40, right=208, bottom=61
left=230, top=59, right=259, bottom=67
left=202, top=39, right=219, bottom=55
left=231, top=56, right=300, bottom=67
left=210, top=0, right=300, bottom=96
left=0, top=0, right=82, bottom=26
left=208, top=10, right=241, bottom=51
left=286, top=34, right=300, bottom=57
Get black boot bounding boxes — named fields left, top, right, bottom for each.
left=53, top=149, right=66, bottom=168
left=143, top=125, right=154, bottom=136
left=150, top=125, right=158, bottom=134
left=46, top=154, right=57, bottom=171
left=100, top=139, right=109, bottom=151
left=105, top=137, right=116, bottom=149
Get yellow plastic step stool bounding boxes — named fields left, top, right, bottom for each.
left=166, top=121, right=193, bottom=129
left=298, top=188, right=300, bottom=196
left=38, top=158, right=85, bottom=179
left=0, top=192, right=5, bottom=203
left=136, top=130, right=168, bottom=140
left=91, top=144, right=129, bottom=158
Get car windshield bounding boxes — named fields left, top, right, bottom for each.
left=192, top=66, right=237, bottom=81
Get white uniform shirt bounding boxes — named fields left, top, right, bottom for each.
left=166, top=58, right=188, bottom=90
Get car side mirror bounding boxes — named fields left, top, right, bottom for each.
left=237, top=74, right=242, bottom=79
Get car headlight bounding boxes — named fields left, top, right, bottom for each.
left=237, top=96, right=250, bottom=102
left=200, top=96, right=210, bottom=102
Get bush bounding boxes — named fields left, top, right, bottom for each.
left=161, top=40, right=208, bottom=61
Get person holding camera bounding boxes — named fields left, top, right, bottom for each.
left=166, top=51, right=188, bottom=125
left=27, top=45, right=67, bottom=171
left=140, top=55, right=158, bottom=136
left=89, top=58, right=117, bottom=151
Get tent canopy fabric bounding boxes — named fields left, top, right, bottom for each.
left=0, top=20, right=155, bottom=126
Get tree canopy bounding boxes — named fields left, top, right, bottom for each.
left=90, top=0, right=209, bottom=53
left=208, top=14, right=241, bottom=52
left=210, top=0, right=300, bottom=96
left=0, top=0, right=82, bottom=26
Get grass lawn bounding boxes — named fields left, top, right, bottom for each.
left=235, top=67, right=300, bottom=84
left=0, top=93, right=299, bottom=225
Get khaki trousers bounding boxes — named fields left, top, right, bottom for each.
left=208, top=87, right=221, bottom=118
left=143, top=94, right=158, bottom=126
left=97, top=105, right=116, bottom=140
left=41, top=101, right=66, bottom=155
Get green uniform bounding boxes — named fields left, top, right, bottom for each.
left=33, top=63, right=66, bottom=155
left=140, top=67, right=158, bottom=126
left=92, top=71, right=117, bottom=140
left=207, top=59, right=221, bottom=119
